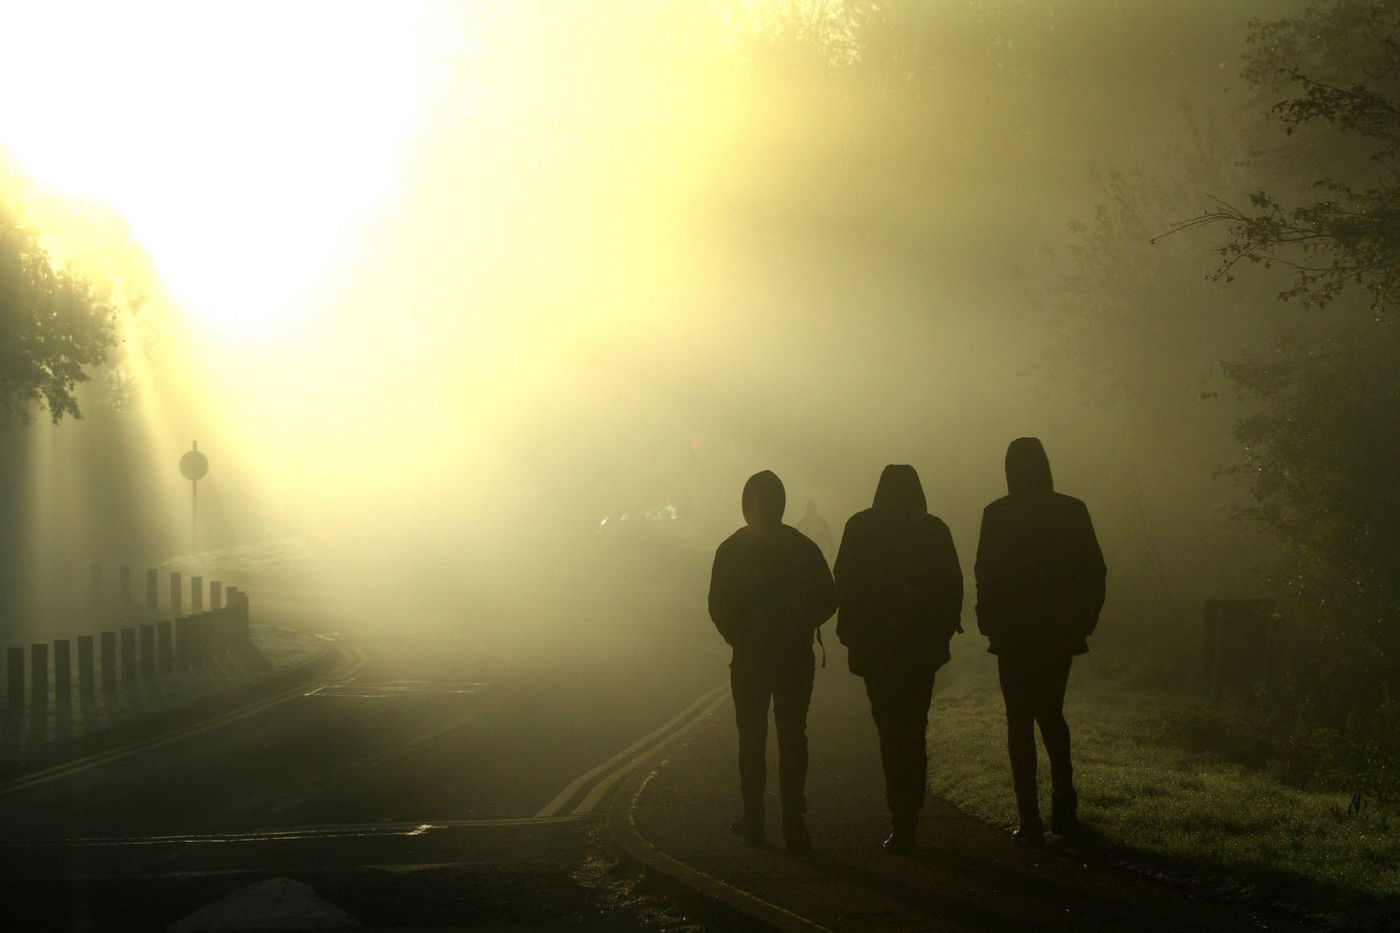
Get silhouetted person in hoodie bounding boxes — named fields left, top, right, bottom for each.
left=709, top=470, right=836, bottom=853
left=975, top=438, right=1106, bottom=846
left=834, top=465, right=963, bottom=853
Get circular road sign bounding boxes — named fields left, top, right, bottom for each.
left=180, top=444, right=209, bottom=481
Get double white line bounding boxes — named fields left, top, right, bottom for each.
left=534, top=681, right=729, bottom=819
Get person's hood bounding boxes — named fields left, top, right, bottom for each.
left=1005, top=437, right=1054, bottom=496
left=742, top=470, right=786, bottom=526
left=871, top=464, right=926, bottom=516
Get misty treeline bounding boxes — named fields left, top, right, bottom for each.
left=739, top=0, right=1400, bottom=796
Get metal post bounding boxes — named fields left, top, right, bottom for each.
left=77, top=635, right=95, bottom=698
left=7, top=648, right=24, bottom=708
left=170, top=571, right=182, bottom=618
left=99, top=632, right=117, bottom=691
left=54, top=639, right=72, bottom=703
left=30, top=643, right=48, bottom=703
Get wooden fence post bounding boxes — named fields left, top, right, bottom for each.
left=54, top=639, right=72, bottom=703
left=100, top=632, right=117, bottom=690
left=77, top=635, right=95, bottom=698
left=30, top=643, right=48, bottom=703
left=170, top=571, right=182, bottom=618
left=140, top=625, right=156, bottom=678
left=7, top=648, right=24, bottom=708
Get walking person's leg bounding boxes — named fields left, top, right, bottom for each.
left=772, top=657, right=815, bottom=852
left=731, top=664, right=771, bottom=843
left=1031, top=653, right=1076, bottom=833
left=997, top=653, right=1044, bottom=845
left=868, top=669, right=935, bottom=852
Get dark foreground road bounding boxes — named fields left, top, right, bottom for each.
left=0, top=613, right=724, bottom=930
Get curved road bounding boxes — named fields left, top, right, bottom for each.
left=0, top=624, right=724, bottom=930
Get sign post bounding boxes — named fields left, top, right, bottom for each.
left=180, top=441, right=209, bottom=554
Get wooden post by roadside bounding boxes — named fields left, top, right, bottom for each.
left=99, top=631, right=117, bottom=690
left=170, top=571, right=182, bottom=618
left=120, top=628, right=138, bottom=683
left=53, top=639, right=72, bottom=703
left=7, top=648, right=24, bottom=708
left=157, top=621, right=173, bottom=673
left=30, top=643, right=48, bottom=703
left=175, top=617, right=189, bottom=671
left=77, top=635, right=95, bottom=698
left=140, top=625, right=156, bottom=678
left=146, top=569, right=159, bottom=614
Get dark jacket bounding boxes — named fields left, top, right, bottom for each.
left=974, top=438, right=1106, bottom=656
left=834, top=465, right=964, bottom=677
left=709, top=472, right=836, bottom=670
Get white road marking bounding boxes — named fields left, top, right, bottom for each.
left=534, top=682, right=728, bottom=819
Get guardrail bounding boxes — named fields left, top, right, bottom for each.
left=5, top=568, right=252, bottom=709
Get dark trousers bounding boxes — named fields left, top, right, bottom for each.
left=996, top=653, right=1074, bottom=821
left=864, top=668, right=936, bottom=829
left=731, top=657, right=815, bottom=824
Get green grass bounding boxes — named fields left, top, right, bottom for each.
left=928, top=656, right=1400, bottom=927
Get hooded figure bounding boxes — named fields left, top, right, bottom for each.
left=833, top=465, right=963, bottom=853
left=709, top=470, right=836, bottom=852
left=974, top=438, right=1106, bottom=846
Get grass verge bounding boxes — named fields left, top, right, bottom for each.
left=928, top=657, right=1400, bottom=929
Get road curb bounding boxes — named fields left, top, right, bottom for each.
left=0, top=641, right=348, bottom=786
left=602, top=716, right=830, bottom=933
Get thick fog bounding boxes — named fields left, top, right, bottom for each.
left=2, top=1, right=1309, bottom=671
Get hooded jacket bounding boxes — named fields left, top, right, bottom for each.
left=974, top=438, right=1106, bottom=656
left=708, top=471, right=837, bottom=669
left=833, top=465, right=964, bottom=677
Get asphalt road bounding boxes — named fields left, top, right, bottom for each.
left=0, top=612, right=724, bottom=930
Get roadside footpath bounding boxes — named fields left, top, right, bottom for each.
left=608, top=668, right=1319, bottom=933
left=0, top=624, right=335, bottom=783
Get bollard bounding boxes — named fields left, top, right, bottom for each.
left=99, top=631, right=117, bottom=691
left=210, top=581, right=222, bottom=611
left=30, top=643, right=48, bottom=703
left=146, top=569, right=159, bottom=614
left=90, top=562, right=102, bottom=602
left=7, top=647, right=24, bottom=708
left=175, top=617, right=189, bottom=671
left=54, top=639, right=72, bottom=703
left=120, top=628, right=137, bottom=683
left=119, top=565, right=132, bottom=605
left=140, top=625, right=156, bottom=678
left=191, top=576, right=204, bottom=615
left=157, top=620, right=173, bottom=673
left=170, top=571, right=182, bottom=618
left=77, top=635, right=95, bottom=698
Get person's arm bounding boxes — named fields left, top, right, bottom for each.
left=1069, top=501, right=1107, bottom=638
left=973, top=505, right=1004, bottom=640
left=707, top=543, right=743, bottom=646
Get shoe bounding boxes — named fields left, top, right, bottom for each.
left=882, top=827, right=915, bottom=854
left=1012, top=818, right=1045, bottom=848
left=1050, top=789, right=1079, bottom=836
left=729, top=816, right=764, bottom=845
left=783, top=820, right=811, bottom=854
